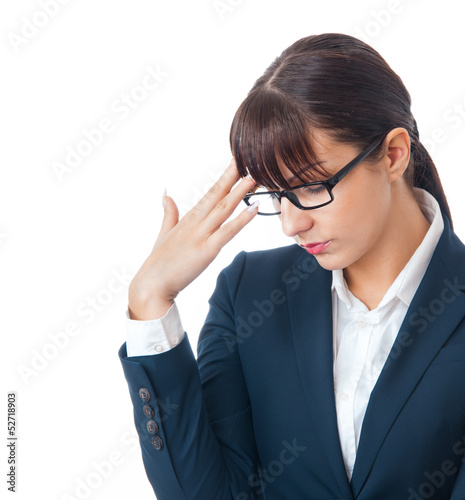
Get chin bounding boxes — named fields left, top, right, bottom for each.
left=311, top=253, right=346, bottom=272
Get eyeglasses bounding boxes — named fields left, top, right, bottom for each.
left=243, top=135, right=387, bottom=215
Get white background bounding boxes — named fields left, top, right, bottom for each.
left=2, top=1, right=464, bottom=499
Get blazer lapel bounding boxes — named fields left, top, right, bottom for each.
left=286, top=249, right=354, bottom=499
left=350, top=214, right=465, bottom=497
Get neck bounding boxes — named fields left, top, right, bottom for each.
left=343, top=186, right=431, bottom=310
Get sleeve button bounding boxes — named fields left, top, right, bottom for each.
left=139, top=387, right=151, bottom=402
left=151, top=435, right=164, bottom=450
left=146, top=420, right=159, bottom=435
left=143, top=404, right=154, bottom=418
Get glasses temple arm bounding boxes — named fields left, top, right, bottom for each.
left=326, top=136, right=386, bottom=188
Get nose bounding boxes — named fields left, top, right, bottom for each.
left=279, top=197, right=315, bottom=237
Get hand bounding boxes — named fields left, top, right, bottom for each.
left=128, top=157, right=258, bottom=320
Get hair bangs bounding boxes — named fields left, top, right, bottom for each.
left=230, top=90, right=333, bottom=191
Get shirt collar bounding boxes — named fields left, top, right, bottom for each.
left=331, top=188, right=444, bottom=312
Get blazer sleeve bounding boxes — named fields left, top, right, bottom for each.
left=118, top=250, right=261, bottom=500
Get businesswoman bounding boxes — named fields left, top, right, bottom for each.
left=118, top=33, right=465, bottom=499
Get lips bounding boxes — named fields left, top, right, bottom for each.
left=301, top=240, right=330, bottom=247
left=302, top=241, right=326, bottom=247
left=301, top=240, right=332, bottom=255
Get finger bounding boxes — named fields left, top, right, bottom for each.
left=193, top=157, right=242, bottom=218
left=207, top=199, right=259, bottom=250
left=204, top=174, right=257, bottom=233
left=158, top=193, right=179, bottom=237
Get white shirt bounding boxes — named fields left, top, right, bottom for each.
left=331, top=187, right=443, bottom=479
left=125, top=187, right=444, bottom=481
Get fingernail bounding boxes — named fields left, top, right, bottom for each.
left=246, top=174, right=255, bottom=183
left=162, top=188, right=167, bottom=208
left=246, top=199, right=260, bottom=212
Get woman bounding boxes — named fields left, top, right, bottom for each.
left=118, top=33, right=465, bottom=499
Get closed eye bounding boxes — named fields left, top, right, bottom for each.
left=302, top=185, right=327, bottom=194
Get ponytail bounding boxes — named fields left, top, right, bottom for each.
left=409, top=121, right=453, bottom=230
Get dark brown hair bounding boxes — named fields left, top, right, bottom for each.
left=229, top=33, right=453, bottom=229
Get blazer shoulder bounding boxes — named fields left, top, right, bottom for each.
left=225, top=243, right=308, bottom=273
left=436, top=215, right=465, bottom=289
left=220, top=243, right=323, bottom=293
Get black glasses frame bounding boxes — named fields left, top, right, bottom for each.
left=243, top=134, right=387, bottom=215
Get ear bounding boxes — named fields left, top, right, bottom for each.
left=382, top=127, right=411, bottom=183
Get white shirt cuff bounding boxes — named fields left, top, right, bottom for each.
left=125, top=300, right=185, bottom=357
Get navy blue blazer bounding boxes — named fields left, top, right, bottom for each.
left=119, top=211, right=465, bottom=500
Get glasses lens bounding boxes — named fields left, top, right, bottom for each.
left=246, top=184, right=332, bottom=214
left=246, top=191, right=281, bottom=215
left=292, top=184, right=332, bottom=208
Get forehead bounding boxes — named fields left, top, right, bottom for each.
left=276, top=130, right=359, bottom=184
left=305, top=129, right=360, bottom=163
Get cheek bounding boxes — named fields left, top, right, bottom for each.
left=312, top=174, right=391, bottom=270
left=329, top=174, right=390, bottom=242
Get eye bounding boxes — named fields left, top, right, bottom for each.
left=302, top=185, right=326, bottom=194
